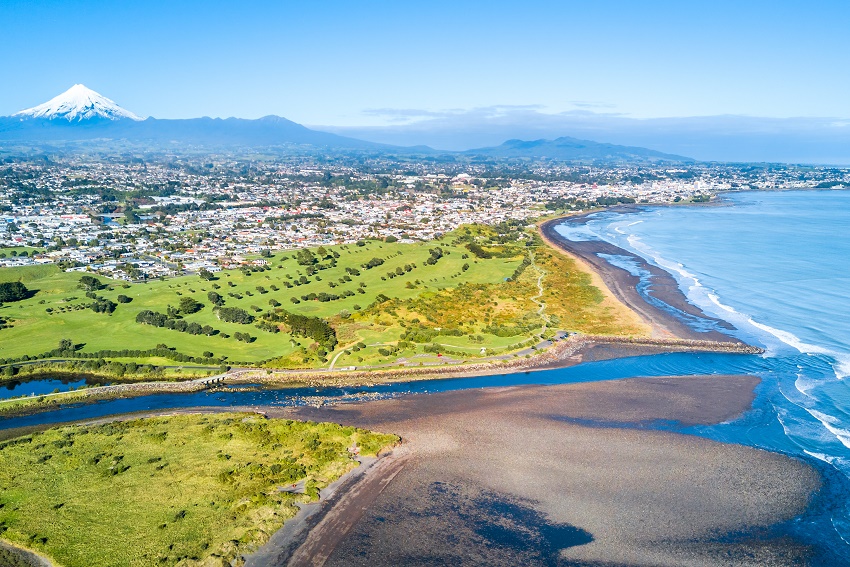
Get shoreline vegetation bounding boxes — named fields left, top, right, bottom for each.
left=0, top=412, right=398, bottom=567
left=0, top=213, right=764, bottom=419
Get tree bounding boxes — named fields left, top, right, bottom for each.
left=0, top=282, right=30, bottom=303
left=296, top=249, right=317, bottom=266
left=178, top=297, right=204, bottom=315
left=199, top=269, right=215, bottom=281
left=79, top=275, right=104, bottom=292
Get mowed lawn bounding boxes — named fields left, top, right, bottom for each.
left=0, top=413, right=398, bottom=567
left=0, top=238, right=521, bottom=364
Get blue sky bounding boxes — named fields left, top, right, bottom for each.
left=2, top=0, right=849, bottom=126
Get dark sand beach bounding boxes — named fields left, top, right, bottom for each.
left=258, top=375, right=821, bottom=566
left=540, top=215, right=741, bottom=344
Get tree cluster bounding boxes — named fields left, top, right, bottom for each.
left=215, top=306, right=255, bottom=324
left=262, top=309, right=337, bottom=350
left=424, top=247, right=444, bottom=265
left=0, top=282, right=30, bottom=303
left=135, top=310, right=219, bottom=336
left=79, top=275, right=105, bottom=292
left=362, top=257, right=385, bottom=269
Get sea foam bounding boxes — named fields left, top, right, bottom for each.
left=807, top=408, right=850, bottom=450
left=623, top=229, right=850, bottom=380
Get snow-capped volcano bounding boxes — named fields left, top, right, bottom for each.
left=14, top=84, right=142, bottom=122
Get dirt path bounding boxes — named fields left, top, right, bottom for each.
left=527, top=251, right=550, bottom=336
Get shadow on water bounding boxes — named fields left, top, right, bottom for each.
left=444, top=483, right=595, bottom=565
left=343, top=481, right=593, bottom=567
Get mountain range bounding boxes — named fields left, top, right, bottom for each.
left=0, top=85, right=691, bottom=162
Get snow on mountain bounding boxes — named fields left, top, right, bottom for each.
left=14, top=84, right=143, bottom=122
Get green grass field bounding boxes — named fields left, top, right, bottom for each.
left=0, top=413, right=398, bottom=566
left=0, top=246, right=42, bottom=258
left=0, top=225, right=647, bottom=373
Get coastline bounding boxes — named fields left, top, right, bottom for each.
left=246, top=212, right=827, bottom=564
left=540, top=213, right=743, bottom=343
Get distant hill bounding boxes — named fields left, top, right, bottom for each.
left=1, top=85, right=695, bottom=161
left=464, top=136, right=693, bottom=162
left=0, top=113, right=388, bottom=149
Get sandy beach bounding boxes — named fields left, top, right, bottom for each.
left=540, top=215, right=742, bottom=343
left=260, top=374, right=821, bottom=566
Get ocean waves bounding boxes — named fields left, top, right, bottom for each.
left=571, top=191, right=850, bottom=556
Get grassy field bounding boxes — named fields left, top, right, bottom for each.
left=0, top=413, right=398, bottom=566
left=0, top=223, right=647, bottom=372
left=0, top=246, right=42, bottom=258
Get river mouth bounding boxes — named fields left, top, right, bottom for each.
left=0, top=351, right=766, bottom=432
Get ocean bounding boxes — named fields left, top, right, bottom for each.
left=556, top=189, right=850, bottom=560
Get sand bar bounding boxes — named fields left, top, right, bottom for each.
left=264, top=374, right=822, bottom=566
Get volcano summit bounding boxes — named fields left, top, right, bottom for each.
left=14, top=84, right=143, bottom=122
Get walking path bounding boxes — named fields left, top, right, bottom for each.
left=528, top=251, right=551, bottom=337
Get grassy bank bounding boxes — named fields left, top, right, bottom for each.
left=0, top=413, right=398, bottom=566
